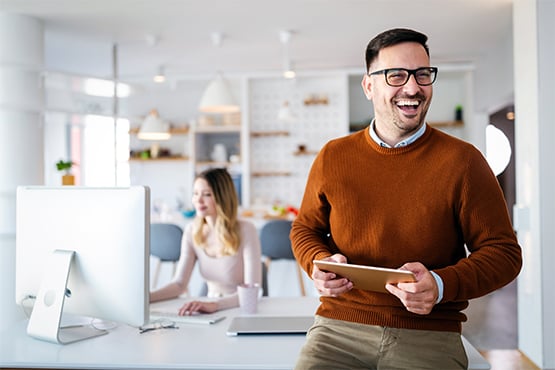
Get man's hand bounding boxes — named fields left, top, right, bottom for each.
left=385, top=262, right=439, bottom=315
left=312, top=254, right=353, bottom=296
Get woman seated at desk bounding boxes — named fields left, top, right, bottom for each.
left=150, top=168, right=262, bottom=314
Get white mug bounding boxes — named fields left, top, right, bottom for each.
left=237, top=283, right=261, bottom=314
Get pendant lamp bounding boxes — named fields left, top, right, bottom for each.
left=138, top=109, right=171, bottom=141
left=153, top=65, right=166, bottom=83
left=278, top=100, right=296, bottom=122
left=198, top=32, right=240, bottom=113
left=280, top=30, right=296, bottom=79
left=198, top=73, right=240, bottom=113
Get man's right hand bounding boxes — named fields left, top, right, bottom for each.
left=312, top=254, right=353, bottom=297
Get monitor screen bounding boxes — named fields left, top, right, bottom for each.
left=15, top=186, right=150, bottom=344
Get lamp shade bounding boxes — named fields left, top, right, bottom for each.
left=278, top=100, right=296, bottom=122
left=138, top=109, right=171, bottom=140
left=198, top=75, right=240, bottom=113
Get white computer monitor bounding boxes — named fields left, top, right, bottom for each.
left=15, top=186, right=150, bottom=344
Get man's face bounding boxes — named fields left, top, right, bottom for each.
left=361, top=42, right=433, bottom=138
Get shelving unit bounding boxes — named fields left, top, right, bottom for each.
left=129, top=125, right=191, bottom=162
left=190, top=122, right=245, bottom=205
left=191, top=125, right=242, bottom=166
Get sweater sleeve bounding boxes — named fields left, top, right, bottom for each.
left=435, top=147, right=522, bottom=302
left=291, top=144, right=337, bottom=276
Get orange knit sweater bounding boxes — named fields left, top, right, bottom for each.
left=291, top=125, right=522, bottom=333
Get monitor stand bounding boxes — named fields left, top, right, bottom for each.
left=26, top=249, right=108, bottom=344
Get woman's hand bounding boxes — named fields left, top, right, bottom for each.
left=177, top=300, right=218, bottom=315
left=312, top=254, right=353, bottom=297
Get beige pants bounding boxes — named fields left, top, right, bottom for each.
left=295, top=315, right=468, bottom=370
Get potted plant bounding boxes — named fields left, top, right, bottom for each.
left=455, top=104, right=463, bottom=121
left=56, top=159, right=76, bottom=185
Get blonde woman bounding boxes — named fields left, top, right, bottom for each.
left=150, top=168, right=262, bottom=314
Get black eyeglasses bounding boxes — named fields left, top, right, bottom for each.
left=368, top=67, right=438, bottom=87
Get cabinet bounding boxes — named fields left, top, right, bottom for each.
left=191, top=123, right=245, bottom=204
left=191, top=124, right=242, bottom=170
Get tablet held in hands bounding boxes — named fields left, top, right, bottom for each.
left=313, top=260, right=416, bottom=293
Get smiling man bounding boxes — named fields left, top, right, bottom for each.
left=291, top=28, right=522, bottom=369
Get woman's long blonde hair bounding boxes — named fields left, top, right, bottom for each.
left=192, top=168, right=240, bottom=256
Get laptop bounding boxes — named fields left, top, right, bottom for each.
left=226, top=316, right=314, bottom=336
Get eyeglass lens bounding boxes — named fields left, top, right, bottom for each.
left=385, top=68, right=436, bottom=86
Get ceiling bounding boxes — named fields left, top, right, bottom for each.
left=1, top=0, right=513, bottom=83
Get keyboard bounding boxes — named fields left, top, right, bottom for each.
left=150, top=309, right=226, bottom=325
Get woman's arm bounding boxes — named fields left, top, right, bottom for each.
left=241, top=220, right=263, bottom=286
left=210, top=221, right=262, bottom=311
left=150, top=224, right=197, bottom=302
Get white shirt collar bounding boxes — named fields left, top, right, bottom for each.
left=369, top=119, right=427, bottom=148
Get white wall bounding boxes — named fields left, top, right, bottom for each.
left=514, top=0, right=555, bottom=368
left=474, top=31, right=515, bottom=114
left=0, top=14, right=44, bottom=327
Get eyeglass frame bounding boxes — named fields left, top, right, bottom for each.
left=368, top=67, right=438, bottom=87
left=139, top=320, right=179, bottom=334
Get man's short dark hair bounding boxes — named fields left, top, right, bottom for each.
left=365, top=28, right=429, bottom=73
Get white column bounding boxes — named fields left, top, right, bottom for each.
left=0, top=13, right=44, bottom=325
left=513, top=0, right=555, bottom=368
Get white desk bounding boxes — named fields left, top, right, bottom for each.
left=0, top=297, right=489, bottom=369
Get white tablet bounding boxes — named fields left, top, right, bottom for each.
left=313, top=260, right=416, bottom=293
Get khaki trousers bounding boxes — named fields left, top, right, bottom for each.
left=295, top=315, right=468, bottom=370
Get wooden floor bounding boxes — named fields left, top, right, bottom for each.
left=463, top=280, right=541, bottom=370
left=480, top=349, right=540, bottom=370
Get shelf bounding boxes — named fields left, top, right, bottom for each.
left=251, top=131, right=290, bottom=137
left=195, top=160, right=234, bottom=167
left=428, top=120, right=464, bottom=127
left=293, top=150, right=318, bottom=156
left=129, top=127, right=190, bottom=135
left=252, top=171, right=292, bottom=177
left=129, top=156, right=189, bottom=162
left=194, top=125, right=241, bottom=133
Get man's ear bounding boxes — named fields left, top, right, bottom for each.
left=361, top=74, right=373, bottom=101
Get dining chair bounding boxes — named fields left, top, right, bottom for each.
left=150, top=223, right=183, bottom=289
left=260, top=219, right=306, bottom=296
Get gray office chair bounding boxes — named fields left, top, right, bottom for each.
left=150, top=223, right=183, bottom=289
left=260, top=219, right=306, bottom=296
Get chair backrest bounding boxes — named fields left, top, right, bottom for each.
left=150, top=223, right=183, bottom=262
left=259, top=219, right=294, bottom=260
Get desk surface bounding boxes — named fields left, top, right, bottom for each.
left=1, top=297, right=489, bottom=370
